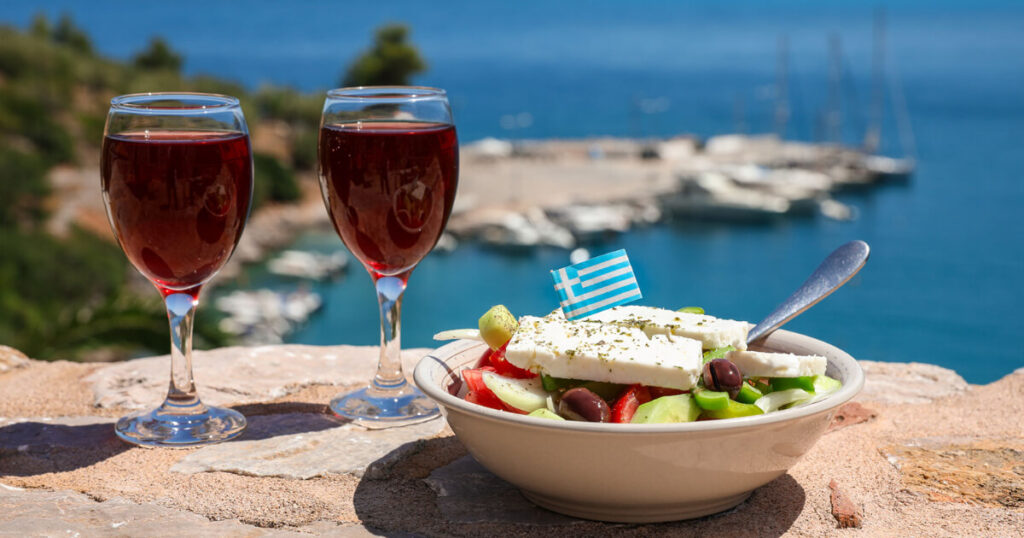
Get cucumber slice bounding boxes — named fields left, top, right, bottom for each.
left=527, top=408, right=565, bottom=421
left=482, top=371, right=548, bottom=413
left=478, top=305, right=518, bottom=350
left=813, top=375, right=842, bottom=395
left=631, top=394, right=701, bottom=424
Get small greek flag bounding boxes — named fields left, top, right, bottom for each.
left=552, top=249, right=642, bottom=320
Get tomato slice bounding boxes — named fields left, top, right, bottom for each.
left=611, top=384, right=653, bottom=423
left=487, top=343, right=538, bottom=379
left=462, top=367, right=506, bottom=411
left=648, top=386, right=685, bottom=399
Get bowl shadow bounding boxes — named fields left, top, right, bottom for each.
left=352, top=441, right=807, bottom=536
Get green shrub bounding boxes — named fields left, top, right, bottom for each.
left=291, top=127, right=319, bottom=171
left=133, top=36, right=182, bottom=72
left=252, top=153, right=301, bottom=209
left=0, top=148, right=49, bottom=227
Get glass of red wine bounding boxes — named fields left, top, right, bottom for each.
left=101, top=93, right=252, bottom=446
left=318, top=87, right=458, bottom=426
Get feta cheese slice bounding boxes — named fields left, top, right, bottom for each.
left=506, top=316, right=702, bottom=390
left=725, top=350, right=827, bottom=378
left=586, top=305, right=751, bottom=350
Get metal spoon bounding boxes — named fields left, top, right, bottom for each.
left=746, top=240, right=870, bottom=345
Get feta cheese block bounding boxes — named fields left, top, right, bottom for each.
left=586, top=305, right=751, bottom=350
left=506, top=316, right=703, bottom=390
left=725, top=350, right=827, bottom=378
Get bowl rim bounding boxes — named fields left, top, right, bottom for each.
left=414, top=329, right=864, bottom=434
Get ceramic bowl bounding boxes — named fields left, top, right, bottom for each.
left=413, top=329, right=863, bottom=523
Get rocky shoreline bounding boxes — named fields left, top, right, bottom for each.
left=1, top=344, right=1020, bottom=536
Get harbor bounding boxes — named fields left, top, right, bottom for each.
left=449, top=133, right=911, bottom=250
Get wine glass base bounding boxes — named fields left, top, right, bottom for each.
left=330, top=384, right=440, bottom=428
left=115, top=405, right=247, bottom=448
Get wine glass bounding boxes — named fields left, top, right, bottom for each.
left=101, top=92, right=252, bottom=446
left=318, top=86, right=458, bottom=426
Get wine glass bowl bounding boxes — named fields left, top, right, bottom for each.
left=101, top=92, right=252, bottom=447
left=318, top=86, right=458, bottom=425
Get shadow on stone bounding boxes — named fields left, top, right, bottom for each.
left=231, top=401, right=332, bottom=417
left=352, top=436, right=468, bottom=535
left=357, top=448, right=807, bottom=535
left=229, top=409, right=346, bottom=442
left=0, top=419, right=128, bottom=477
left=696, top=473, right=805, bottom=536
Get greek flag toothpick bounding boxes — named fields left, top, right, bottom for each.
left=552, top=249, right=642, bottom=320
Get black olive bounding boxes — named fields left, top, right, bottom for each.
left=703, top=358, right=743, bottom=398
left=557, top=387, right=611, bottom=422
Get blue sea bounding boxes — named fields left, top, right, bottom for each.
left=4, top=1, right=1023, bottom=383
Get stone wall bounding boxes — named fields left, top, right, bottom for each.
left=1, top=344, right=1021, bottom=536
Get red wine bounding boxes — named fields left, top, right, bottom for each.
left=101, top=131, right=253, bottom=294
left=319, top=121, right=458, bottom=279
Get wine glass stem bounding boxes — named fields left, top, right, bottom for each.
left=163, top=292, right=202, bottom=411
left=372, top=276, right=408, bottom=390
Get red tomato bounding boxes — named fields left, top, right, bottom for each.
left=611, top=384, right=653, bottom=423
left=461, top=367, right=525, bottom=413
left=648, top=387, right=685, bottom=399
left=462, top=367, right=504, bottom=411
left=486, top=343, right=538, bottom=379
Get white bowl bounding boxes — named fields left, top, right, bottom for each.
left=414, top=329, right=864, bottom=523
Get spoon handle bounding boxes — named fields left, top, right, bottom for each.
left=747, top=240, right=870, bottom=345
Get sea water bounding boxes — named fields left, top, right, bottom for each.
left=4, top=0, right=1022, bottom=382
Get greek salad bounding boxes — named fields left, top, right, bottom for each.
left=434, top=305, right=842, bottom=424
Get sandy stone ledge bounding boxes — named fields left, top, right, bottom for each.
left=1, top=346, right=1021, bottom=536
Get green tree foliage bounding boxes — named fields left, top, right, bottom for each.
left=29, top=13, right=50, bottom=39
left=133, top=37, right=183, bottom=72
left=342, top=24, right=426, bottom=87
left=0, top=148, right=49, bottom=227
left=0, top=17, right=437, bottom=360
left=252, top=153, right=301, bottom=209
left=52, top=13, right=92, bottom=55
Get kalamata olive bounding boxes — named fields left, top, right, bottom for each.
left=557, top=387, right=611, bottom=422
left=703, top=358, right=743, bottom=398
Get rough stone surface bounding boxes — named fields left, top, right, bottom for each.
left=858, top=360, right=969, bottom=404
left=85, top=345, right=429, bottom=410
left=0, top=486, right=302, bottom=537
left=2, top=348, right=1022, bottom=536
left=0, top=346, right=28, bottom=374
left=424, top=455, right=583, bottom=525
left=881, top=438, right=1024, bottom=508
left=172, top=415, right=445, bottom=479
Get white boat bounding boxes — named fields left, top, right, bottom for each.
left=548, top=204, right=632, bottom=242
left=475, top=210, right=575, bottom=250
left=861, top=155, right=914, bottom=182
left=267, top=250, right=348, bottom=280
left=663, top=172, right=791, bottom=222
left=215, top=288, right=323, bottom=345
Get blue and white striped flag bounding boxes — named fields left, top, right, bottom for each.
left=551, top=249, right=642, bottom=320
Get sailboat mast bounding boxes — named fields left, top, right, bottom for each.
left=864, top=9, right=886, bottom=153
left=774, top=34, right=790, bottom=139
left=827, top=34, right=843, bottom=145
